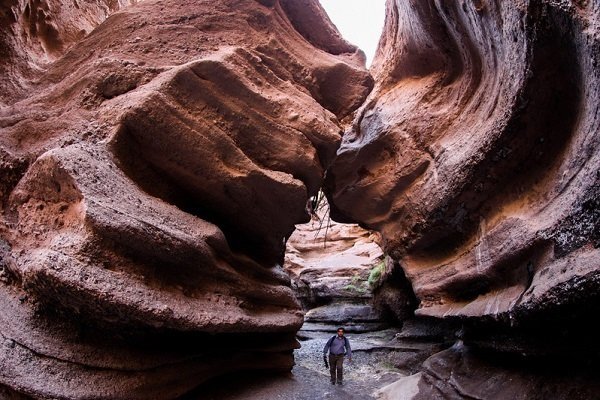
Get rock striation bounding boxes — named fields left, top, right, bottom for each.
left=3, top=0, right=599, bottom=397
left=284, top=202, right=384, bottom=306
left=326, top=0, right=600, bottom=397
left=0, top=0, right=138, bottom=107
left=0, top=0, right=372, bottom=398
left=284, top=201, right=390, bottom=334
left=327, top=0, right=600, bottom=327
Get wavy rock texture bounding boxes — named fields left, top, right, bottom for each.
left=0, top=0, right=372, bottom=398
left=0, top=0, right=137, bottom=106
left=327, top=0, right=600, bottom=328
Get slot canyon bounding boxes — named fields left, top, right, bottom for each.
left=0, top=0, right=599, bottom=399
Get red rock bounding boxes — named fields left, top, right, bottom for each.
left=327, top=0, right=600, bottom=326
left=0, top=0, right=137, bottom=106
left=0, top=0, right=372, bottom=397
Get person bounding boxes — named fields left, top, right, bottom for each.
left=323, top=327, right=352, bottom=385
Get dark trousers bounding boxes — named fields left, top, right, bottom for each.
left=329, top=354, right=344, bottom=383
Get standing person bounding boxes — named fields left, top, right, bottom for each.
left=323, top=327, right=352, bottom=385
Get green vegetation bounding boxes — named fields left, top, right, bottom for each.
left=343, top=283, right=368, bottom=294
left=368, top=259, right=386, bottom=288
left=344, top=273, right=369, bottom=294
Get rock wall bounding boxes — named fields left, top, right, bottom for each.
left=284, top=201, right=383, bottom=306
left=2, top=0, right=599, bottom=397
left=327, top=0, right=599, bottom=327
left=0, top=0, right=137, bottom=106
left=326, top=0, right=600, bottom=396
left=0, top=0, right=372, bottom=398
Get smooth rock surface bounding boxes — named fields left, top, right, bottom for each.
left=327, top=0, right=600, bottom=328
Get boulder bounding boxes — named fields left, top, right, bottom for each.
left=376, top=342, right=600, bottom=400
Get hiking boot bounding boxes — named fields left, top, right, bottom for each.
left=331, top=381, right=336, bottom=385
left=337, top=381, right=343, bottom=386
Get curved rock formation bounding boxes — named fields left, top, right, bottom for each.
left=327, top=0, right=600, bottom=329
left=3, top=0, right=598, bottom=397
left=0, top=0, right=138, bottom=106
left=0, top=0, right=372, bottom=398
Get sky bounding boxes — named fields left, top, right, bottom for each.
left=318, top=0, right=387, bottom=67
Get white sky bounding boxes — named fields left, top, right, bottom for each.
left=318, top=0, right=387, bottom=67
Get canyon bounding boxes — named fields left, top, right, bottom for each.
left=1, top=0, right=599, bottom=399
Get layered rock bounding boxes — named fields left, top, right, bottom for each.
left=284, top=201, right=388, bottom=333
left=327, top=0, right=600, bottom=328
left=285, top=202, right=384, bottom=304
left=0, top=0, right=372, bottom=398
left=0, top=0, right=138, bottom=106
left=325, top=0, right=600, bottom=396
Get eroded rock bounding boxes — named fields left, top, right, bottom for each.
left=327, top=0, right=600, bottom=328
left=0, top=0, right=138, bottom=106
left=284, top=202, right=384, bottom=306
left=376, top=342, right=600, bottom=400
left=0, top=0, right=372, bottom=398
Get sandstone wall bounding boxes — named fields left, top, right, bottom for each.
left=0, top=0, right=137, bottom=106
left=2, top=0, right=599, bottom=397
left=326, top=1, right=600, bottom=395
left=323, top=2, right=600, bottom=397
left=0, top=0, right=372, bottom=398
left=327, top=0, right=599, bottom=327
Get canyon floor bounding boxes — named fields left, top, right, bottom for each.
left=199, top=326, right=412, bottom=400
left=197, top=211, right=442, bottom=400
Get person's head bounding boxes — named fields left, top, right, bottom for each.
left=337, top=327, right=345, bottom=337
